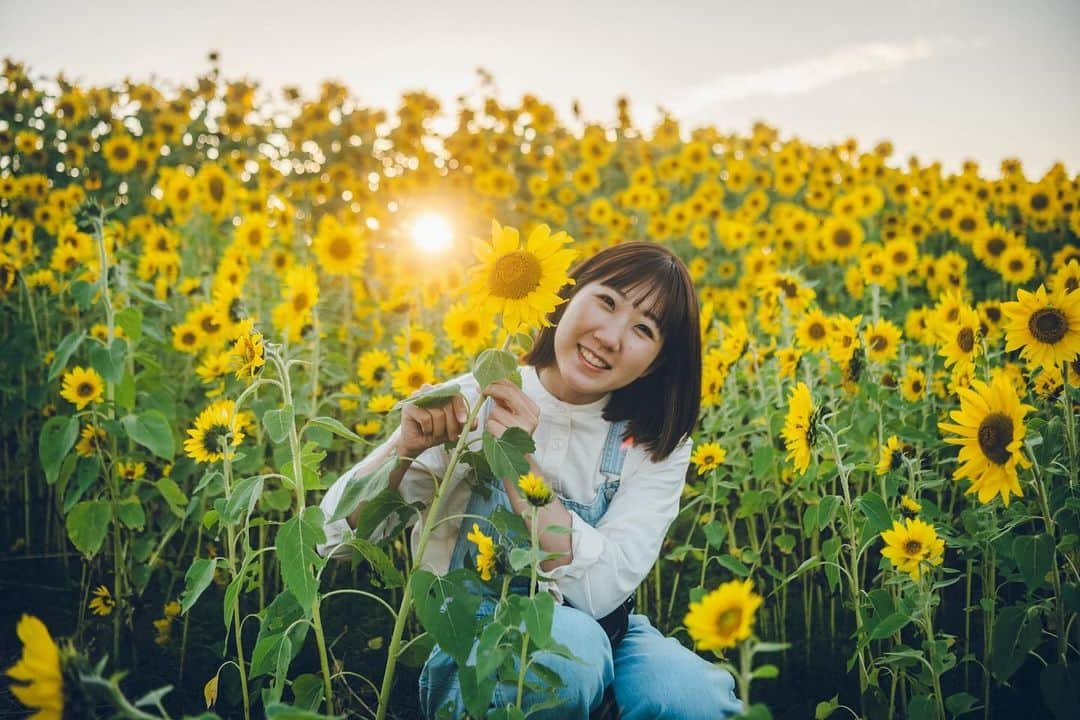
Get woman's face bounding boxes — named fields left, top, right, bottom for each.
left=541, top=280, right=665, bottom=405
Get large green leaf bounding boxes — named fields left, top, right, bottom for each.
left=40, top=415, right=79, bottom=485
left=264, top=405, right=294, bottom=445
left=116, top=496, right=146, bottom=530
left=276, top=507, right=326, bottom=615
left=482, top=427, right=535, bottom=481
left=48, top=330, right=86, bottom=381
left=89, top=338, right=126, bottom=383
left=181, top=557, right=219, bottom=614
left=346, top=536, right=404, bottom=588
left=991, top=605, right=1042, bottom=681
left=222, top=476, right=264, bottom=525
left=155, top=478, right=189, bottom=518
left=122, top=410, right=175, bottom=460
left=472, top=349, right=520, bottom=390
left=411, top=569, right=482, bottom=665
left=114, top=307, right=143, bottom=344
left=304, top=416, right=362, bottom=443
left=523, top=592, right=554, bottom=649
left=1013, top=533, right=1054, bottom=589
left=66, top=500, right=111, bottom=557
left=327, top=454, right=399, bottom=524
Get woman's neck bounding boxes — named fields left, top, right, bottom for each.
left=534, top=363, right=608, bottom=406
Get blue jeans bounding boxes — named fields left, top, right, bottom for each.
left=419, top=601, right=743, bottom=719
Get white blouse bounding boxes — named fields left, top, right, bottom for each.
left=319, top=364, right=693, bottom=618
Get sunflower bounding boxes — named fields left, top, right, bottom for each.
left=391, top=356, right=436, bottom=398
left=777, top=347, right=802, bottom=379
left=103, top=134, right=139, bottom=174
left=467, top=221, right=577, bottom=332
left=795, top=309, right=831, bottom=352
left=900, top=495, right=922, bottom=514
left=443, top=303, right=494, bottom=357
left=393, top=324, right=436, bottom=359
left=1049, top=259, right=1080, bottom=296
left=972, top=224, right=1018, bottom=268
left=228, top=328, right=265, bottom=382
left=938, top=376, right=1034, bottom=507
left=936, top=304, right=982, bottom=371
left=684, top=579, right=763, bottom=652
left=883, top=236, right=919, bottom=275
left=183, top=399, right=245, bottom=464
left=116, top=461, right=146, bottom=481
left=781, top=382, right=815, bottom=475
left=826, top=314, right=862, bottom=365
left=60, top=366, right=104, bottom=410
left=900, top=366, right=927, bottom=402
left=234, top=214, right=271, bottom=255
left=691, top=442, right=727, bottom=474
left=171, top=322, right=201, bottom=354
left=880, top=517, right=945, bottom=580
left=818, top=215, right=864, bottom=261
left=357, top=349, right=392, bottom=389
left=864, top=319, right=902, bottom=364
left=875, top=435, right=909, bottom=476
left=88, top=585, right=115, bottom=617
left=367, top=394, right=397, bottom=414
left=517, top=472, right=554, bottom=507
left=466, top=523, right=497, bottom=582
left=5, top=614, right=64, bottom=720
left=312, top=214, right=366, bottom=276
left=1002, top=285, right=1080, bottom=371
left=75, top=424, right=107, bottom=457
left=997, top=245, right=1037, bottom=284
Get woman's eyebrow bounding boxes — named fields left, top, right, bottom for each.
left=607, top=286, right=661, bottom=326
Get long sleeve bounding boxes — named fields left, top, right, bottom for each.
left=544, top=436, right=694, bottom=617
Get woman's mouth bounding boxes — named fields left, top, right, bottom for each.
left=577, top=344, right=611, bottom=371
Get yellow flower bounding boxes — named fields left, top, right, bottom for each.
left=183, top=400, right=245, bottom=464
left=936, top=304, right=982, bottom=372
left=880, top=517, right=945, bottom=580
left=900, top=366, right=927, bottom=402
left=163, top=600, right=181, bottom=618
left=517, top=472, right=554, bottom=507
left=229, top=328, right=265, bottom=382
left=684, top=579, right=763, bottom=652
left=354, top=419, right=382, bottom=437
left=1002, top=285, right=1080, bottom=371
left=5, top=614, right=64, bottom=720
left=116, top=461, right=146, bottom=481
left=153, top=617, right=173, bottom=646
left=795, top=309, right=830, bottom=352
left=467, top=220, right=577, bottom=331
left=367, top=394, right=397, bottom=414
left=75, top=424, right=106, bottom=458
left=88, top=585, right=115, bottom=617
left=60, top=366, right=104, bottom=410
left=863, top=319, right=902, bottom=364
left=443, top=302, right=495, bottom=356
left=393, top=324, right=436, bottom=359
left=312, top=214, right=366, bottom=276
left=900, top=495, right=923, bottom=514
left=391, top=356, right=435, bottom=398
left=466, top=523, right=497, bottom=582
left=938, top=376, right=1034, bottom=507
left=876, top=436, right=906, bottom=476
left=690, top=442, right=727, bottom=474
left=781, top=382, right=814, bottom=475
left=357, top=349, right=392, bottom=389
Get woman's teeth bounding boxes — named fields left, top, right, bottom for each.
left=579, top=345, right=611, bottom=369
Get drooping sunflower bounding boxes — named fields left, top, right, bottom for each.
left=781, top=382, right=815, bottom=475
left=864, top=318, right=902, bottom=364
left=467, top=221, right=577, bottom=331
left=5, top=615, right=64, bottom=719
left=900, top=495, right=923, bottom=514
left=936, top=304, right=982, bottom=371
left=60, top=366, right=104, bottom=410
left=390, top=356, right=436, bottom=398
left=466, top=523, right=497, bottom=582
left=795, top=308, right=830, bottom=352
left=880, top=517, right=945, bottom=580
left=357, top=349, right=393, bottom=389
left=938, top=376, right=1034, bottom=507
left=229, top=328, right=265, bottom=382
left=684, top=579, right=763, bottom=652
left=691, top=442, right=727, bottom=474
left=88, top=585, right=115, bottom=617
left=1002, top=284, right=1080, bottom=371
left=517, top=472, right=554, bottom=507
left=75, top=424, right=107, bottom=457
left=183, top=399, right=245, bottom=464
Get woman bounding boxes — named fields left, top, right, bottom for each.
left=321, top=242, right=741, bottom=719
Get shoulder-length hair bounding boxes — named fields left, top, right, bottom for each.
left=523, top=241, right=702, bottom=462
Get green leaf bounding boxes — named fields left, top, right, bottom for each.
left=264, top=405, right=294, bottom=445
left=945, top=692, right=978, bottom=716
left=869, top=612, right=911, bottom=640
left=181, top=558, right=218, bottom=614
left=70, top=279, right=95, bottom=310
left=117, top=496, right=146, bottom=529
left=751, top=663, right=779, bottom=679
left=346, top=536, right=404, bottom=588
left=276, top=506, right=326, bottom=615
left=305, top=416, right=362, bottom=443
left=472, top=349, right=520, bottom=390
left=392, top=383, right=461, bottom=412
left=1040, top=663, right=1080, bottom=720
left=1013, top=533, right=1054, bottom=589
left=66, top=500, right=111, bottom=557
left=702, top=520, right=727, bottom=548
left=264, top=702, right=338, bottom=720
left=476, top=621, right=511, bottom=681
left=524, top=591, right=554, bottom=648
left=290, top=674, right=324, bottom=711
left=483, top=426, right=535, bottom=481
left=222, top=476, right=264, bottom=525
left=63, top=456, right=100, bottom=512
left=40, top=415, right=79, bottom=485
left=716, top=554, right=750, bottom=577
left=327, top=454, right=399, bottom=524
left=122, top=410, right=175, bottom=460
left=48, top=330, right=86, bottom=381
left=155, top=478, right=189, bottom=518
left=251, top=591, right=308, bottom=678
left=774, top=533, right=796, bottom=554
left=89, top=338, right=126, bottom=383
left=817, top=495, right=841, bottom=531
left=115, top=307, right=143, bottom=344
left=411, top=569, right=482, bottom=665
left=855, top=491, right=892, bottom=534
left=991, top=605, right=1042, bottom=681
left=814, top=695, right=840, bottom=719
left=115, top=371, right=135, bottom=411
left=751, top=445, right=775, bottom=478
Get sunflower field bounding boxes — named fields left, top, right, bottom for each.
left=1, top=54, right=1079, bottom=720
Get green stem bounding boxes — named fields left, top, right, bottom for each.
left=222, top=442, right=251, bottom=720
left=921, top=577, right=946, bottom=720
left=516, top=505, right=540, bottom=709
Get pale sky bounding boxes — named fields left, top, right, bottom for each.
left=3, top=0, right=1078, bottom=177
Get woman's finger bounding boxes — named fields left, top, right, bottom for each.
left=404, top=404, right=433, bottom=437
left=443, top=403, right=462, bottom=441
left=451, top=393, right=468, bottom=424
left=485, top=417, right=507, bottom=439
left=428, top=407, right=447, bottom=441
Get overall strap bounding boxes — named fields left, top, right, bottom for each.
left=599, top=418, right=632, bottom=479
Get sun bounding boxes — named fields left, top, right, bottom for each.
left=410, top=212, right=453, bottom=253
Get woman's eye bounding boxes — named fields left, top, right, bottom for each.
left=599, top=294, right=615, bottom=308
left=637, top=325, right=655, bottom=339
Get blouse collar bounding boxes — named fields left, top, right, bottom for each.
left=520, top=364, right=611, bottom=417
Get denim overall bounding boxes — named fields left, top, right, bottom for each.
left=420, top=401, right=631, bottom=717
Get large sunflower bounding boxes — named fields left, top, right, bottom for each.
left=938, top=376, right=1034, bottom=507
left=183, top=399, right=245, bottom=464
left=5, top=615, right=64, bottom=719
left=781, top=382, right=815, bottom=475
left=1002, top=284, right=1080, bottom=371
left=467, top=221, right=577, bottom=331
left=684, top=579, right=763, bottom=652
left=60, top=366, right=104, bottom=410
left=880, top=517, right=945, bottom=580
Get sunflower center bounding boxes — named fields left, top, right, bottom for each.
left=715, top=607, right=742, bottom=636
left=958, top=217, right=976, bottom=232
left=977, top=412, right=1014, bottom=465
left=1028, top=307, right=1067, bottom=344
left=200, top=315, right=221, bottom=334
left=1030, top=193, right=1049, bottom=211
left=893, top=251, right=909, bottom=265
left=112, top=144, right=130, bottom=160
left=809, top=322, right=826, bottom=340
left=777, top=278, right=799, bottom=298
left=77, top=381, right=95, bottom=397
left=957, top=327, right=975, bottom=353
left=832, top=229, right=852, bottom=247
left=329, top=235, right=352, bottom=260
left=293, top=292, right=310, bottom=313
left=489, top=250, right=543, bottom=299
left=201, top=425, right=230, bottom=454
left=912, top=379, right=923, bottom=392
left=985, top=306, right=1002, bottom=323
left=462, top=320, right=479, bottom=337
left=373, top=367, right=386, bottom=382
left=870, top=335, right=888, bottom=352
left=987, top=237, right=1006, bottom=256
left=903, top=539, right=923, bottom=556
left=407, top=371, right=424, bottom=389
left=409, top=338, right=424, bottom=354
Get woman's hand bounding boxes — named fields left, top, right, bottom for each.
left=397, top=384, right=475, bottom=459
left=481, top=379, right=540, bottom=440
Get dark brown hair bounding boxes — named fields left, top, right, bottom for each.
left=523, top=241, right=702, bottom=462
